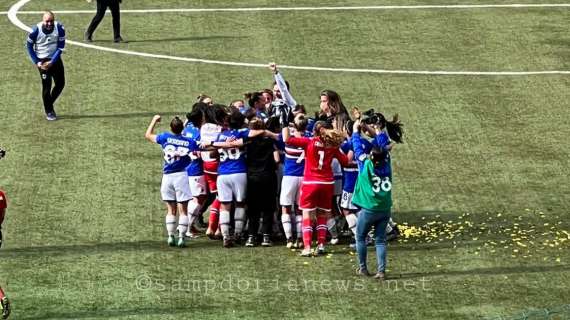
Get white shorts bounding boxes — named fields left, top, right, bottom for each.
left=188, top=175, right=207, bottom=197
left=217, top=173, right=247, bottom=203
left=280, top=176, right=303, bottom=207
left=340, top=191, right=358, bottom=210
left=334, top=178, right=343, bottom=196
left=161, top=171, right=192, bottom=202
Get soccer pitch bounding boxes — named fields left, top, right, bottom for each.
left=1, top=0, right=569, bottom=319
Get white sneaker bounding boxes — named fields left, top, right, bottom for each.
left=330, top=237, right=339, bottom=245
left=317, top=243, right=326, bottom=255
left=299, top=248, right=312, bottom=257
left=286, top=239, right=294, bottom=249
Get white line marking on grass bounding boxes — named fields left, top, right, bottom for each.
left=8, top=0, right=570, bottom=76
left=4, top=3, right=570, bottom=15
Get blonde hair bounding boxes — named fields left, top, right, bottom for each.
left=318, top=129, right=344, bottom=148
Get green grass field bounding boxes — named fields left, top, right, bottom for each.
left=1, top=0, right=569, bottom=319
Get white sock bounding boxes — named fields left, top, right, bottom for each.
left=178, top=214, right=189, bottom=238
left=234, top=207, right=246, bottom=237
left=346, top=213, right=358, bottom=236
left=327, top=217, right=338, bottom=238
left=220, top=210, right=231, bottom=239
left=295, top=215, right=303, bottom=239
left=187, top=201, right=200, bottom=228
left=281, top=213, right=292, bottom=239
left=165, top=214, right=177, bottom=236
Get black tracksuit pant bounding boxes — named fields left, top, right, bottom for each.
left=246, top=174, right=277, bottom=238
left=38, top=58, right=65, bottom=115
left=86, top=0, right=121, bottom=39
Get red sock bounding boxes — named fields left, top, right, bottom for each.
left=302, top=217, right=313, bottom=249
left=208, top=199, right=221, bottom=230
left=0, top=286, right=5, bottom=300
left=316, top=216, right=327, bottom=245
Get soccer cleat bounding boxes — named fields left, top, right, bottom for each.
left=299, top=248, right=312, bottom=257
left=294, top=239, right=302, bottom=249
left=113, top=36, right=126, bottom=43
left=261, top=235, right=272, bottom=247
left=374, top=272, right=386, bottom=281
left=1, top=296, right=10, bottom=319
left=46, top=112, right=57, bottom=121
left=245, top=235, right=255, bottom=247
left=84, top=32, right=93, bottom=42
left=185, top=230, right=199, bottom=239
left=223, top=238, right=233, bottom=248
left=167, top=235, right=176, bottom=247
left=317, top=243, right=326, bottom=255
left=286, top=238, right=294, bottom=249
left=356, top=268, right=371, bottom=277
left=177, top=237, right=186, bottom=248
left=330, top=237, right=339, bottom=245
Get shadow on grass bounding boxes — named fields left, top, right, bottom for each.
left=58, top=111, right=184, bottom=120
left=0, top=239, right=223, bottom=258
left=399, top=264, right=570, bottom=279
left=19, top=305, right=206, bottom=320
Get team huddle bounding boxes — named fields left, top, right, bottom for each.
left=145, top=64, right=404, bottom=278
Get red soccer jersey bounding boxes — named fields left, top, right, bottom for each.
left=287, top=136, right=348, bottom=184
left=0, top=190, right=6, bottom=209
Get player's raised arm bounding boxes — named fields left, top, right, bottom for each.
left=145, top=115, right=161, bottom=143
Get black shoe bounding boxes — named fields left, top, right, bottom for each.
left=84, top=32, right=92, bottom=42
left=1, top=296, right=10, bottom=319
left=196, top=217, right=207, bottom=229
left=114, top=36, right=126, bottom=43
left=245, top=235, right=255, bottom=247
left=386, top=225, right=400, bottom=242
left=223, top=238, right=233, bottom=248
left=261, top=235, right=272, bottom=247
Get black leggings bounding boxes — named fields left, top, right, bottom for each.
left=246, top=175, right=277, bottom=237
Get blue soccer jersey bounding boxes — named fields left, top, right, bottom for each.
left=352, top=132, right=392, bottom=178
left=340, top=139, right=359, bottom=193
left=181, top=123, right=203, bottom=177
left=216, top=128, right=250, bottom=175
left=156, top=132, right=198, bottom=174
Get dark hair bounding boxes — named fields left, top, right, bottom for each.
left=204, top=104, right=228, bottom=125
left=228, top=110, right=246, bottom=129
left=370, top=146, right=387, bottom=167
left=262, top=89, right=273, bottom=99
left=265, top=116, right=281, bottom=133
left=170, top=117, right=184, bottom=134
left=248, top=92, right=264, bottom=109
left=320, top=90, right=349, bottom=132
left=196, top=94, right=212, bottom=104
left=377, top=113, right=404, bottom=143
left=293, top=104, right=306, bottom=114
left=294, top=114, right=308, bottom=132
left=248, top=117, right=265, bottom=130
left=186, top=102, right=208, bottom=127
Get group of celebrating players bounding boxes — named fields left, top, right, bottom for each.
left=145, top=64, right=404, bottom=265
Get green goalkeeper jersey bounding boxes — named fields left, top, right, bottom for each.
left=352, top=159, right=392, bottom=212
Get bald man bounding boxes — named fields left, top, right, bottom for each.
left=26, top=11, right=66, bottom=121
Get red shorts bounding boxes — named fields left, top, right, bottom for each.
left=299, top=182, right=334, bottom=212
left=203, top=161, right=218, bottom=193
